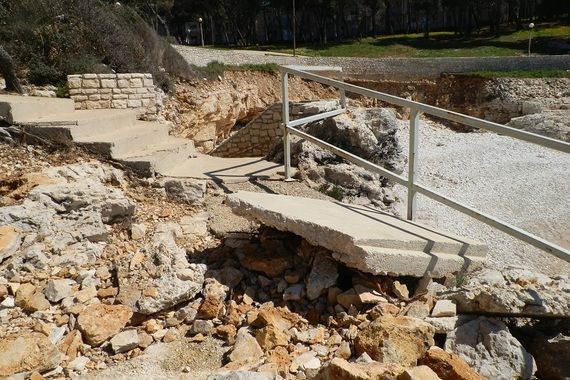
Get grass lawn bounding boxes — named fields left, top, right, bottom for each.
left=220, top=23, right=570, bottom=58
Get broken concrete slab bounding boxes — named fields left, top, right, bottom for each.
left=226, top=191, right=487, bottom=277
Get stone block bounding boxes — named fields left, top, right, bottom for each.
left=82, top=79, right=100, bottom=88
left=101, top=79, right=117, bottom=88
left=101, top=94, right=112, bottom=100
left=113, top=88, right=123, bottom=94
left=136, top=88, right=149, bottom=94
left=83, top=73, right=98, bottom=79
left=68, top=76, right=82, bottom=89
left=98, top=74, right=117, bottom=79
left=112, top=94, right=128, bottom=100
left=117, top=73, right=132, bottom=79
left=99, top=88, right=112, bottom=94
left=69, top=89, right=82, bottom=95
left=144, top=73, right=152, bottom=78
left=127, top=99, right=142, bottom=108
left=143, top=79, right=154, bottom=87
left=117, top=79, right=129, bottom=88
left=88, top=94, right=101, bottom=101
left=84, top=101, right=102, bottom=110
left=142, top=94, right=154, bottom=99
left=112, top=100, right=127, bottom=109
left=128, top=94, right=142, bottom=100
left=131, top=73, right=144, bottom=78
left=122, top=88, right=136, bottom=95
left=83, top=89, right=98, bottom=95
left=73, top=95, right=88, bottom=102
left=129, top=78, right=143, bottom=88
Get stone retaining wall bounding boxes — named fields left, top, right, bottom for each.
left=67, top=73, right=159, bottom=117
left=175, top=45, right=570, bottom=80
left=212, top=100, right=339, bottom=157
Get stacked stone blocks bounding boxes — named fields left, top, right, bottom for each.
left=67, top=73, right=157, bottom=116
left=212, top=100, right=339, bottom=157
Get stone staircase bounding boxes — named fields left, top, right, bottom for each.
left=0, top=95, right=282, bottom=179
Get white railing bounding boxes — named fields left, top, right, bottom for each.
left=280, top=65, right=570, bottom=262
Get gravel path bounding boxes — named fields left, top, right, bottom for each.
left=394, top=117, right=570, bottom=276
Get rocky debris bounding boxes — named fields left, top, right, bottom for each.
left=443, top=267, right=570, bottom=317
left=116, top=224, right=207, bottom=314
left=400, top=366, right=442, bottom=380
left=228, top=327, right=264, bottom=367
left=268, top=107, right=404, bottom=208
left=430, top=300, right=456, bottom=317
left=0, top=332, right=61, bottom=377
left=315, top=358, right=405, bottom=380
left=419, top=347, right=485, bottom=380
left=354, top=316, right=435, bottom=367
left=445, top=317, right=536, bottom=380
left=77, top=304, right=133, bottom=346
left=44, top=278, right=74, bottom=302
left=305, top=254, right=339, bottom=301
left=507, top=110, right=570, bottom=142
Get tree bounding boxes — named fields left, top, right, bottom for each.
left=0, top=46, right=23, bottom=94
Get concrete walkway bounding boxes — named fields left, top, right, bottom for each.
left=227, top=191, right=487, bottom=277
left=0, top=95, right=282, bottom=181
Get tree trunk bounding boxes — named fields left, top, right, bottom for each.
left=0, top=46, right=23, bottom=94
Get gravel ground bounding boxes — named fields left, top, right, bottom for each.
left=394, top=117, right=570, bottom=276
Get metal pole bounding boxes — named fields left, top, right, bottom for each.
left=407, top=109, right=420, bottom=220
left=281, top=71, right=292, bottom=181
left=293, top=0, right=296, bottom=57
left=528, top=23, right=534, bottom=57
left=199, top=18, right=205, bottom=47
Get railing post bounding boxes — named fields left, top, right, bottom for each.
left=281, top=71, right=292, bottom=181
left=407, top=109, right=420, bottom=220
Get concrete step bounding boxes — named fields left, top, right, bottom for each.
left=114, top=137, right=197, bottom=176
left=226, top=191, right=488, bottom=277
left=75, top=121, right=171, bottom=157
left=0, top=95, right=75, bottom=123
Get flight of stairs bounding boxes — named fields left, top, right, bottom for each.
left=0, top=95, right=195, bottom=176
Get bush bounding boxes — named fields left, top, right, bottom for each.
left=0, top=0, right=194, bottom=91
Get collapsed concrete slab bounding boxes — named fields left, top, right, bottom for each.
left=226, top=191, right=487, bottom=277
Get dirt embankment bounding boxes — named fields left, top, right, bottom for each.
left=163, top=71, right=338, bottom=151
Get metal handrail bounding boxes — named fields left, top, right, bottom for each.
left=280, top=65, right=570, bottom=262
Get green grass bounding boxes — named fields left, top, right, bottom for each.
left=462, top=69, right=570, bottom=78
left=190, top=61, right=279, bottom=79
left=219, top=23, right=570, bottom=58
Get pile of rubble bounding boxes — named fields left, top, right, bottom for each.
left=0, top=142, right=568, bottom=380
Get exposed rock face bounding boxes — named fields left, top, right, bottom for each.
left=117, top=224, right=207, bottom=314
left=507, top=110, right=570, bottom=142
left=0, top=332, right=61, bottom=377
left=419, top=347, right=485, bottom=380
left=0, top=163, right=134, bottom=269
left=0, top=225, right=21, bottom=261
left=445, top=317, right=536, bottom=380
left=167, top=71, right=338, bottom=151
left=315, top=358, right=405, bottom=380
left=158, top=178, right=207, bottom=205
left=268, top=107, right=404, bottom=208
left=305, top=254, right=339, bottom=300
left=77, top=304, right=133, bottom=346
left=354, top=316, right=435, bottom=367
left=445, top=267, right=570, bottom=317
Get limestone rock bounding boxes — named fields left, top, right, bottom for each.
left=130, top=223, right=147, bottom=240
left=0, top=225, right=21, bottom=260
left=419, top=346, right=485, bottom=380
left=207, top=371, right=272, bottom=380
left=110, top=330, right=139, bottom=353
left=117, top=227, right=206, bottom=314
left=392, top=281, right=409, bottom=300
left=354, top=316, right=435, bottom=367
left=294, top=351, right=321, bottom=371
left=445, top=317, right=536, bottom=380
left=316, top=358, right=405, bottom=380
left=228, top=327, right=263, bottom=365
left=15, top=283, right=50, bottom=312
left=44, top=279, right=74, bottom=303
left=400, top=366, right=442, bottom=380
left=180, top=212, right=209, bottom=237
left=0, top=332, right=61, bottom=377
left=447, top=267, right=570, bottom=318
left=256, top=325, right=290, bottom=350
left=77, top=304, right=133, bottom=346
left=306, top=254, right=339, bottom=300
left=159, top=178, right=206, bottom=205
left=431, top=300, right=456, bottom=317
